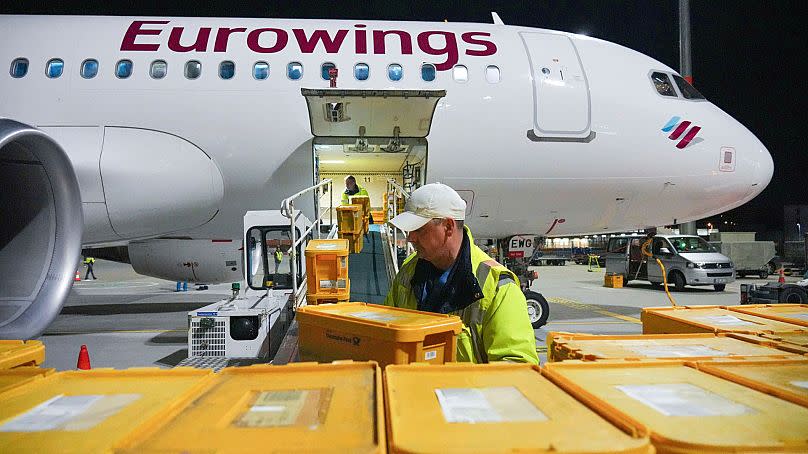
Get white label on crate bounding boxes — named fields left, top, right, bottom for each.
left=790, top=381, right=808, bottom=389
left=786, top=314, right=808, bottom=321
left=345, top=311, right=399, bottom=322
left=424, top=350, right=438, bottom=361
left=0, top=394, right=141, bottom=432
left=337, top=279, right=347, bottom=289
left=616, top=384, right=755, bottom=417
left=234, top=389, right=333, bottom=428
left=626, top=344, right=729, bottom=358
left=315, top=243, right=338, bottom=250
left=694, top=315, right=759, bottom=326
left=435, top=387, right=547, bottom=424
left=319, top=280, right=336, bottom=289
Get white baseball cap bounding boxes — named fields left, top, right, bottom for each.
left=389, top=183, right=466, bottom=231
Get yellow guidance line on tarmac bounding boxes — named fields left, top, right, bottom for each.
left=546, top=297, right=642, bottom=325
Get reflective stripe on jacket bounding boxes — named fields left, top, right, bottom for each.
left=383, top=226, right=539, bottom=364
left=341, top=186, right=369, bottom=205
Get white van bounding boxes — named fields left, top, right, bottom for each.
left=605, top=235, right=735, bottom=291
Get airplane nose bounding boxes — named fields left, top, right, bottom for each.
left=749, top=136, right=774, bottom=195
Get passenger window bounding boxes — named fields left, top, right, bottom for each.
left=253, top=61, right=269, bottom=80
left=287, top=62, right=303, bottom=80
left=80, top=59, right=98, bottom=79
left=453, top=65, right=468, bottom=82
left=485, top=65, right=501, bottom=83
left=46, top=59, right=64, bottom=78
left=10, top=58, right=29, bottom=78
left=321, top=62, right=336, bottom=81
left=651, top=72, right=676, bottom=97
left=387, top=64, right=403, bottom=81
left=185, top=60, right=201, bottom=79
left=219, top=61, right=235, bottom=80
left=421, top=63, right=436, bottom=82
left=671, top=74, right=705, bottom=100
left=354, top=63, right=369, bottom=81
left=150, top=60, right=167, bottom=79
left=116, top=59, right=133, bottom=79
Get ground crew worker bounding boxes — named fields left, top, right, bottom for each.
left=341, top=175, right=369, bottom=205
left=83, top=256, right=96, bottom=280
left=273, top=248, right=283, bottom=274
left=384, top=183, right=539, bottom=364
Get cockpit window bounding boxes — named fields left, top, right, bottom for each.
left=672, top=74, right=705, bottom=100
left=651, top=72, right=677, bottom=97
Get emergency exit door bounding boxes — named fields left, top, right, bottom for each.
left=520, top=32, right=592, bottom=141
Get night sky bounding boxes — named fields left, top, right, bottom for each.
left=3, top=1, right=804, bottom=233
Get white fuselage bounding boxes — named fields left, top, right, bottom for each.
left=0, top=16, right=773, bottom=244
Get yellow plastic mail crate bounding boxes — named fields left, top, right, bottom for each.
left=694, top=358, right=808, bottom=408
left=119, top=362, right=385, bottom=454
left=0, top=367, right=213, bottom=453
left=336, top=204, right=363, bottom=234
left=543, top=360, right=808, bottom=453
left=384, top=363, right=653, bottom=454
left=0, top=367, right=53, bottom=396
left=0, top=340, right=45, bottom=369
left=306, top=291, right=350, bottom=306
left=340, top=231, right=364, bottom=254
left=604, top=273, right=624, bottom=288
left=350, top=195, right=371, bottom=217
left=546, top=332, right=805, bottom=363
left=305, top=239, right=350, bottom=298
left=641, top=305, right=806, bottom=335
left=297, top=302, right=462, bottom=367
left=728, top=303, right=808, bottom=328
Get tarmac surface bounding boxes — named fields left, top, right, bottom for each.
left=38, top=259, right=802, bottom=370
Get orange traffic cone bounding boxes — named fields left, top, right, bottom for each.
left=778, top=268, right=786, bottom=284
left=76, top=344, right=91, bottom=370
left=75, top=270, right=81, bottom=282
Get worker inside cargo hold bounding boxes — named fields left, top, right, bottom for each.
left=383, top=183, right=539, bottom=364
left=341, top=175, right=369, bottom=205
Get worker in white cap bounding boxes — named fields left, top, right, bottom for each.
left=384, top=183, right=539, bottom=364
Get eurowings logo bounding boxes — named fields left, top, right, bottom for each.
left=661, top=116, right=701, bottom=149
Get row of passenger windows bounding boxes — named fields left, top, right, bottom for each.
left=9, top=58, right=502, bottom=83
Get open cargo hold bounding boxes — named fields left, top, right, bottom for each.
left=641, top=305, right=806, bottom=335
left=543, top=360, right=808, bottom=453
left=546, top=332, right=806, bottom=362
left=384, top=363, right=652, bottom=454
left=119, top=362, right=384, bottom=454
left=0, top=367, right=212, bottom=453
left=728, top=303, right=808, bottom=328
left=693, top=358, right=808, bottom=408
left=0, top=340, right=45, bottom=369
left=297, top=302, right=462, bottom=367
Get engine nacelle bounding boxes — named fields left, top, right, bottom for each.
left=128, top=239, right=242, bottom=283
left=0, top=119, right=83, bottom=339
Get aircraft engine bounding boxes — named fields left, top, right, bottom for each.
left=0, top=119, right=83, bottom=339
left=128, top=239, right=242, bottom=284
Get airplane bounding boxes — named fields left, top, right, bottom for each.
left=0, top=15, right=773, bottom=338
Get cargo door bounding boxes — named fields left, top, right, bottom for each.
left=301, top=89, right=445, bottom=138
left=519, top=33, right=592, bottom=141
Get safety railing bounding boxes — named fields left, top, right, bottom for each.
left=280, top=179, right=333, bottom=306
left=384, top=179, right=416, bottom=278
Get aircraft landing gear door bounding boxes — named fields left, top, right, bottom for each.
left=520, top=33, right=593, bottom=142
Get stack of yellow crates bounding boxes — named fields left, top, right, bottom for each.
left=304, top=239, right=350, bottom=305
left=336, top=205, right=363, bottom=253
left=350, top=195, right=371, bottom=235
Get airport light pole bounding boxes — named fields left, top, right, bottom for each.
left=677, top=0, right=698, bottom=236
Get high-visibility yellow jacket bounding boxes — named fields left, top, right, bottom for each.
left=274, top=250, right=283, bottom=263
left=83, top=257, right=95, bottom=265
left=341, top=185, right=369, bottom=205
left=383, top=226, right=539, bottom=364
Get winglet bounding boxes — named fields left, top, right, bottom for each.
left=491, top=12, right=505, bottom=25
